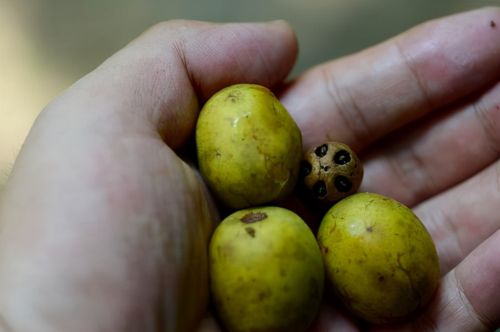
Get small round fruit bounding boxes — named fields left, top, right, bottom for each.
left=301, top=141, right=363, bottom=203
left=317, top=192, right=440, bottom=324
left=196, top=84, right=302, bottom=209
left=209, top=206, right=324, bottom=332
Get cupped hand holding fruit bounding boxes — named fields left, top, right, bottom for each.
left=0, top=7, right=499, bottom=332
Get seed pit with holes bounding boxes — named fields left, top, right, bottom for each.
left=301, top=141, right=363, bottom=203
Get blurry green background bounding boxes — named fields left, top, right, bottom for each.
left=0, top=0, right=497, bottom=189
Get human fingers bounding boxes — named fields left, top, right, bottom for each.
left=48, top=20, right=297, bottom=149
left=196, top=314, right=222, bottom=332
left=412, top=160, right=500, bottom=275
left=358, top=84, right=500, bottom=287
left=0, top=20, right=297, bottom=332
left=308, top=165, right=500, bottom=330
left=360, top=80, right=500, bottom=207
left=280, top=7, right=500, bottom=151
left=374, top=230, right=500, bottom=331
left=358, top=80, right=500, bottom=276
left=307, top=301, right=359, bottom=332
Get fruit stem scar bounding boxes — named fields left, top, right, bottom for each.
left=240, top=212, right=268, bottom=223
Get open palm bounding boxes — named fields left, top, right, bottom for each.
left=0, top=7, right=499, bottom=332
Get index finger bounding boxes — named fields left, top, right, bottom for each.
left=281, top=7, right=500, bottom=151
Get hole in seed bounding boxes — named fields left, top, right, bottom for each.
left=313, top=181, right=327, bottom=198
left=335, top=176, right=352, bottom=192
left=334, top=150, right=351, bottom=165
left=245, top=227, right=256, bottom=238
left=314, top=144, right=328, bottom=157
left=320, top=165, right=330, bottom=171
left=300, top=160, right=312, bottom=178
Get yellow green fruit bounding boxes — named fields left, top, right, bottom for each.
left=196, top=84, right=302, bottom=209
left=209, top=206, right=324, bottom=332
left=317, top=192, right=440, bottom=324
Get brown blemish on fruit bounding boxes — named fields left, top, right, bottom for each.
left=491, top=20, right=496, bottom=28
left=226, top=91, right=241, bottom=103
left=240, top=212, right=267, bottom=223
left=366, top=226, right=373, bottom=233
left=257, top=289, right=272, bottom=301
left=245, top=226, right=256, bottom=238
left=328, top=222, right=337, bottom=235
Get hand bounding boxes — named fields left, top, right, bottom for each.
left=0, top=20, right=297, bottom=332
left=0, top=7, right=498, bottom=332
left=284, top=7, right=500, bottom=331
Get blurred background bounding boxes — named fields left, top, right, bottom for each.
left=0, top=0, right=498, bottom=189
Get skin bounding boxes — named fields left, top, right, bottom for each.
left=0, top=6, right=499, bottom=332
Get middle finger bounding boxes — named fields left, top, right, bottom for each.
left=281, top=8, right=500, bottom=151
left=361, top=80, right=500, bottom=207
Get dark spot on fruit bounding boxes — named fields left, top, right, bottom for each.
left=258, top=290, right=272, bottom=301
left=226, top=92, right=240, bottom=103
left=335, top=175, right=352, bottom=192
left=334, top=149, right=351, bottom=165
left=241, top=212, right=267, bottom=223
left=313, top=181, right=327, bottom=198
left=366, top=226, right=373, bottom=233
left=322, top=246, right=329, bottom=254
left=378, top=275, right=385, bottom=282
left=300, top=160, right=312, bottom=177
left=245, top=226, right=256, bottom=238
left=491, top=20, right=496, bottom=28
left=314, top=144, right=328, bottom=157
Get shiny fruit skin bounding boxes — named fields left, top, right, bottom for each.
left=209, top=206, right=324, bottom=332
left=317, top=192, right=440, bottom=324
left=196, top=84, right=302, bottom=209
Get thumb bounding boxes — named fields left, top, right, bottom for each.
left=0, top=20, right=297, bottom=332
left=46, top=20, right=297, bottom=148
